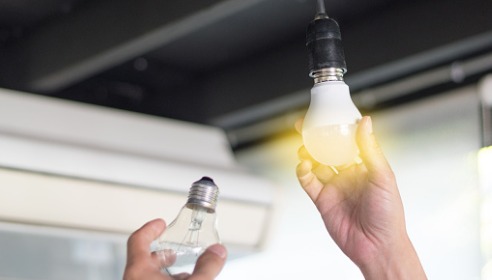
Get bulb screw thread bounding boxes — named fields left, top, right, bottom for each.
left=311, top=67, right=344, bottom=83
left=186, top=177, right=219, bottom=212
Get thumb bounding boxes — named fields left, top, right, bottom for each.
left=126, top=219, right=166, bottom=265
left=357, top=116, right=392, bottom=175
left=190, top=244, right=227, bottom=279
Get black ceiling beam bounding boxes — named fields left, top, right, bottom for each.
left=197, top=0, right=492, bottom=130
left=0, top=0, right=262, bottom=92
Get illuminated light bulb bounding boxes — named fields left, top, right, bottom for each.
left=302, top=8, right=361, bottom=167
left=152, top=176, right=220, bottom=274
left=302, top=75, right=361, bottom=166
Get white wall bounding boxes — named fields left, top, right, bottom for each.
left=225, top=84, right=483, bottom=279
left=0, top=83, right=486, bottom=279
left=0, top=88, right=276, bottom=280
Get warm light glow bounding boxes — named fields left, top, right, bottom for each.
left=301, top=81, right=361, bottom=167
left=303, top=124, right=359, bottom=166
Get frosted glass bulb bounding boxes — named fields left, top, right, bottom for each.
left=152, top=177, right=220, bottom=274
left=302, top=81, right=362, bottom=166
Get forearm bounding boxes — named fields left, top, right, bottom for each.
left=358, top=235, right=427, bottom=280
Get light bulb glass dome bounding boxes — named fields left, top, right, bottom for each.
left=153, top=205, right=219, bottom=268
left=302, top=81, right=362, bottom=166
left=151, top=177, right=220, bottom=275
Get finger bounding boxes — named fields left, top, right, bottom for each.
left=127, top=219, right=166, bottom=265
left=296, top=160, right=326, bottom=201
left=296, top=159, right=313, bottom=182
left=312, top=163, right=337, bottom=183
left=297, top=145, right=312, bottom=161
left=298, top=145, right=337, bottom=179
left=295, top=118, right=304, bottom=134
left=356, top=116, right=394, bottom=177
left=190, top=244, right=227, bottom=279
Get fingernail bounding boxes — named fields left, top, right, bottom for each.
left=208, top=244, right=227, bottom=259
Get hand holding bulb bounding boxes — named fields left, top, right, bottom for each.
left=297, top=116, right=427, bottom=280
left=123, top=218, right=227, bottom=280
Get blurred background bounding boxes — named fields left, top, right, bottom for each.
left=0, top=0, right=492, bottom=279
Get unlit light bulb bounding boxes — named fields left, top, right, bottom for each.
left=152, top=177, right=220, bottom=274
left=302, top=9, right=362, bottom=167
left=302, top=79, right=361, bottom=166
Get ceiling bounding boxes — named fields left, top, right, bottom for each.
left=1, top=0, right=492, bottom=149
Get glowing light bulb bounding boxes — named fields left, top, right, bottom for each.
left=302, top=79, right=361, bottom=166
left=152, top=177, right=220, bottom=274
left=302, top=7, right=361, bottom=166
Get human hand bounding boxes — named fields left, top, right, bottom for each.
left=296, top=116, right=426, bottom=280
left=123, top=219, right=227, bottom=280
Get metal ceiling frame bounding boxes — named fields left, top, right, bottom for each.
left=0, top=0, right=263, bottom=92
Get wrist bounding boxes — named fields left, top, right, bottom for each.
left=358, top=234, right=427, bottom=280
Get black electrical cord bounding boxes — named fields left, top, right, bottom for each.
left=316, top=0, right=326, bottom=15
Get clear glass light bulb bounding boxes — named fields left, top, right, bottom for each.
left=152, top=176, right=220, bottom=274
left=302, top=80, right=362, bottom=166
